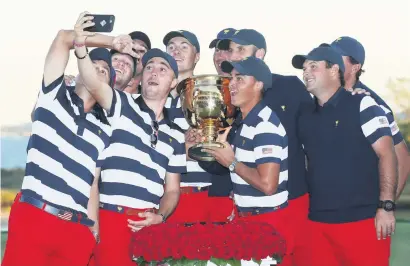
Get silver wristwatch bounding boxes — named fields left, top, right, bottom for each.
left=228, top=158, right=239, bottom=172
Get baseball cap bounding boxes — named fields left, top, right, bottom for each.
left=142, top=48, right=179, bottom=78
left=89, top=48, right=116, bottom=88
left=209, top=28, right=236, bottom=49
left=225, top=29, right=266, bottom=50
left=129, top=31, right=151, bottom=50
left=109, top=49, right=137, bottom=76
left=327, top=36, right=365, bottom=66
left=221, top=56, right=272, bottom=90
left=292, top=46, right=345, bottom=73
left=163, top=30, right=200, bottom=52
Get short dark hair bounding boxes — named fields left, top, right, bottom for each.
left=348, top=56, right=365, bottom=81
left=325, top=61, right=345, bottom=87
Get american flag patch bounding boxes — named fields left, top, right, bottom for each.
left=262, top=148, right=273, bottom=154
left=57, top=210, right=73, bottom=221
left=391, top=123, right=399, bottom=132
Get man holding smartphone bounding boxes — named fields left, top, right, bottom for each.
left=1, top=12, right=133, bottom=266
left=73, top=14, right=186, bottom=266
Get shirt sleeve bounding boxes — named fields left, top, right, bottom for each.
left=167, top=130, right=187, bottom=174
left=359, top=96, right=392, bottom=144
left=106, top=89, right=125, bottom=123
left=253, top=121, right=286, bottom=165
left=96, top=146, right=108, bottom=168
left=39, top=75, right=66, bottom=100
left=379, top=105, right=404, bottom=145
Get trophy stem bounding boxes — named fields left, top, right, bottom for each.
left=201, top=118, right=219, bottom=142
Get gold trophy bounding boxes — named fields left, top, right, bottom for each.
left=177, top=75, right=237, bottom=161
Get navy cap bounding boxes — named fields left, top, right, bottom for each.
left=129, top=31, right=151, bottom=50
left=221, top=56, right=272, bottom=90
left=163, top=30, right=200, bottom=52
left=109, top=49, right=137, bottom=76
left=142, top=48, right=179, bottom=78
left=292, top=46, right=345, bottom=73
left=329, top=36, right=365, bottom=65
left=226, top=29, right=266, bottom=50
left=89, top=48, right=116, bottom=88
left=209, top=28, right=236, bottom=48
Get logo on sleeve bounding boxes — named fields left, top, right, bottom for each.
left=335, top=120, right=339, bottom=127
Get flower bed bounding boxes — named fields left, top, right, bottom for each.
left=130, top=220, right=286, bottom=266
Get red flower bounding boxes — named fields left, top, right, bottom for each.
left=130, top=220, right=286, bottom=264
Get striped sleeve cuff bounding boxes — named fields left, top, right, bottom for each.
left=360, top=96, right=392, bottom=144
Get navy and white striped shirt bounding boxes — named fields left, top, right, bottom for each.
left=354, top=81, right=403, bottom=145
left=359, top=96, right=392, bottom=144
left=166, top=96, right=212, bottom=188
left=99, top=91, right=186, bottom=209
left=22, top=75, right=111, bottom=214
left=231, top=101, right=288, bottom=212
left=298, top=88, right=392, bottom=223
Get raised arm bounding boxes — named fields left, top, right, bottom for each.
left=72, top=12, right=144, bottom=111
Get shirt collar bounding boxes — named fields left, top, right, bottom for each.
left=68, top=86, right=109, bottom=124
left=235, top=100, right=266, bottom=126
left=314, top=87, right=346, bottom=110
left=134, top=95, right=172, bottom=126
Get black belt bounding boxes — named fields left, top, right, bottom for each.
left=19, top=194, right=94, bottom=227
left=237, top=201, right=289, bottom=217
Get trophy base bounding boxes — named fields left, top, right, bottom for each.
left=188, top=142, right=225, bottom=162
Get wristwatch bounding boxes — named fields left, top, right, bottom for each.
left=228, top=158, right=239, bottom=173
left=378, top=200, right=396, bottom=212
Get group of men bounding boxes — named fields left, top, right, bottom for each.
left=3, top=11, right=410, bottom=266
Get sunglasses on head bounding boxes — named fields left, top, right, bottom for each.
left=150, top=120, right=159, bottom=148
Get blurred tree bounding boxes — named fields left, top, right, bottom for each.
left=385, top=77, right=409, bottom=146
left=386, top=77, right=410, bottom=120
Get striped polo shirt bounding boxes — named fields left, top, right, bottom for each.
left=231, top=101, right=289, bottom=212
left=99, top=91, right=186, bottom=209
left=298, top=88, right=393, bottom=223
left=165, top=95, right=212, bottom=188
left=22, top=75, right=111, bottom=214
left=354, top=81, right=404, bottom=145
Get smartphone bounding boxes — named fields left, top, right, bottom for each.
left=84, top=14, right=115, bottom=32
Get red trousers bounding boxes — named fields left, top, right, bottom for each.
left=288, top=193, right=309, bottom=265
left=2, top=194, right=96, bottom=266
left=93, top=209, right=146, bottom=266
left=237, top=206, right=294, bottom=266
left=167, top=191, right=234, bottom=223
left=308, top=218, right=391, bottom=266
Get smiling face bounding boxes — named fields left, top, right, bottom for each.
left=228, top=69, right=262, bottom=108
left=141, top=57, right=177, bottom=100
left=213, top=48, right=231, bottom=75
left=166, top=36, right=199, bottom=73
left=111, top=53, right=134, bottom=90
left=302, top=59, right=340, bottom=96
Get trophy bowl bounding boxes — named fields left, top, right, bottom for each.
left=177, top=74, right=238, bottom=161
